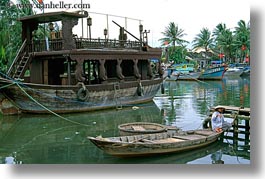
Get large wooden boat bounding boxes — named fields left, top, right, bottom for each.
left=0, top=11, right=163, bottom=114
left=88, top=129, right=223, bottom=157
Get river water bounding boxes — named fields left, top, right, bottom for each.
left=0, top=76, right=250, bottom=164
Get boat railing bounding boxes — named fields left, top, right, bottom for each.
left=26, top=38, right=141, bottom=53
left=75, top=38, right=141, bottom=50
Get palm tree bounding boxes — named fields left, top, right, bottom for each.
left=234, top=20, right=250, bottom=63
left=160, top=22, right=188, bottom=49
left=213, top=23, right=227, bottom=39
left=159, top=22, right=188, bottom=63
left=216, top=29, right=235, bottom=63
left=192, top=27, right=214, bottom=58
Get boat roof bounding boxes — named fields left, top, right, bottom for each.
left=18, top=11, right=87, bottom=23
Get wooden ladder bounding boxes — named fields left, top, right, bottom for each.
left=114, top=82, right=122, bottom=110
left=7, top=40, right=31, bottom=79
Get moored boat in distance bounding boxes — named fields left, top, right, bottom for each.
left=0, top=11, right=163, bottom=114
left=198, top=66, right=227, bottom=80
left=88, top=129, right=223, bottom=157
left=166, top=63, right=201, bottom=81
left=171, top=71, right=201, bottom=81
left=224, top=67, right=244, bottom=77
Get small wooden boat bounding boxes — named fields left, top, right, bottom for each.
left=118, top=122, right=176, bottom=136
left=88, top=129, right=222, bottom=157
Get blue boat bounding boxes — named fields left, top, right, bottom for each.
left=198, top=66, right=226, bottom=80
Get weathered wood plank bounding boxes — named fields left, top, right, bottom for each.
left=173, top=134, right=206, bottom=140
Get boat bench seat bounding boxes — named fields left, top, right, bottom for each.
left=153, top=138, right=185, bottom=143
left=173, top=134, right=206, bottom=140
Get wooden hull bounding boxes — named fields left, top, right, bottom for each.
left=198, top=66, right=226, bottom=80
left=88, top=129, right=222, bottom=157
left=0, top=78, right=163, bottom=114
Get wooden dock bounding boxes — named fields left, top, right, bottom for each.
left=203, top=105, right=250, bottom=143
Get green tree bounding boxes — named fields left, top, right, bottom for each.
left=213, top=23, right=227, bottom=38
left=213, top=23, right=236, bottom=63
left=216, top=28, right=235, bottom=63
left=192, top=28, right=214, bottom=59
left=234, top=20, right=250, bottom=63
left=159, top=22, right=188, bottom=63
left=0, top=0, right=34, bottom=72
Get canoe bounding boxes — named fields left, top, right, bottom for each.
left=118, top=122, right=177, bottom=136
left=88, top=129, right=222, bottom=157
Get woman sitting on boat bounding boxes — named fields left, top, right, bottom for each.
left=211, top=106, right=232, bottom=133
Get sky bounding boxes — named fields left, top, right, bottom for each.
left=30, top=0, right=250, bottom=48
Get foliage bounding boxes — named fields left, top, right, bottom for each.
left=234, top=20, right=250, bottom=62
left=212, top=20, right=250, bottom=63
left=0, top=0, right=34, bottom=72
left=192, top=28, right=215, bottom=55
left=159, top=22, right=188, bottom=63
left=159, top=20, right=250, bottom=64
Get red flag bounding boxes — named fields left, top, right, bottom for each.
left=241, top=45, right=246, bottom=51
left=245, top=54, right=249, bottom=62
left=218, top=53, right=224, bottom=58
left=164, top=41, right=169, bottom=45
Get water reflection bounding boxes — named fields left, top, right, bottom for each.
left=0, top=76, right=250, bottom=164
left=0, top=103, right=163, bottom=164
left=154, top=76, right=250, bottom=131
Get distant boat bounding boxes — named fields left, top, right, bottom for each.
left=171, top=71, right=201, bottom=81
left=224, top=67, right=244, bottom=77
left=88, top=129, right=223, bottom=157
left=225, top=63, right=250, bottom=77
left=198, top=66, right=226, bottom=80
left=166, top=63, right=200, bottom=81
left=240, top=66, right=250, bottom=76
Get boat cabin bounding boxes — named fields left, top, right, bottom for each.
left=8, top=11, right=163, bottom=86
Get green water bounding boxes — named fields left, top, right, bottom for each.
left=0, top=76, right=250, bottom=164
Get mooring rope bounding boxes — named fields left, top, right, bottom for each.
left=15, top=83, right=92, bottom=127
left=0, top=82, right=16, bottom=89
left=0, top=71, right=91, bottom=127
